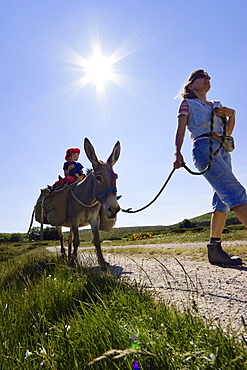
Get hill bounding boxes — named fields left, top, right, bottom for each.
left=77, top=210, right=242, bottom=242
left=189, top=210, right=241, bottom=226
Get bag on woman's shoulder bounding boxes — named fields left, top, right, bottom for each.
left=223, top=136, right=235, bottom=152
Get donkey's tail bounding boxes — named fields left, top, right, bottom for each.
left=26, top=207, right=36, bottom=236
left=27, top=198, right=45, bottom=241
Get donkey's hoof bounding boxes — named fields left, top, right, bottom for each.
left=99, top=260, right=110, bottom=271
left=61, top=249, right=66, bottom=257
left=69, top=252, right=77, bottom=261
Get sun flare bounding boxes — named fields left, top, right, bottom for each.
left=83, top=50, right=115, bottom=91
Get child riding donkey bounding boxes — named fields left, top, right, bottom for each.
left=48, top=148, right=86, bottom=192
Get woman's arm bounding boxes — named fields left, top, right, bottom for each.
left=215, top=107, right=235, bottom=136
left=173, top=114, right=188, bottom=169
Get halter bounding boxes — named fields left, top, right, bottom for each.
left=95, top=187, right=117, bottom=201
left=70, top=185, right=118, bottom=207
left=85, top=168, right=118, bottom=202
left=70, top=188, right=99, bottom=207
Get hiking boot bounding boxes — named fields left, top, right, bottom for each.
left=207, top=242, right=242, bottom=265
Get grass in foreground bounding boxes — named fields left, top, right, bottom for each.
left=0, top=251, right=246, bottom=369
left=0, top=240, right=60, bottom=262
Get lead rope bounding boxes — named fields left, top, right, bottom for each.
left=183, top=109, right=227, bottom=175
left=122, top=168, right=176, bottom=213
left=122, top=109, right=227, bottom=214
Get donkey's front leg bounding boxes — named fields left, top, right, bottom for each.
left=91, top=219, right=109, bottom=268
left=71, top=223, right=80, bottom=258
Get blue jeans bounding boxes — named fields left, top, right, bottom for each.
left=192, top=138, right=247, bottom=213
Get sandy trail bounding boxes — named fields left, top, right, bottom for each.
left=47, top=241, right=247, bottom=340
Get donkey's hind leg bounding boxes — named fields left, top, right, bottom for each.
left=56, top=226, right=66, bottom=255
left=68, top=228, right=74, bottom=257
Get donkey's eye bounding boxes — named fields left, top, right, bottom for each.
left=96, top=175, right=102, bottom=182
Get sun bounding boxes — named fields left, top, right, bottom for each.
left=84, top=50, right=115, bottom=91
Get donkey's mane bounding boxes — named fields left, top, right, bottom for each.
left=86, top=168, right=93, bottom=175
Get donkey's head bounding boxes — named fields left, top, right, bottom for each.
left=84, top=138, right=121, bottom=218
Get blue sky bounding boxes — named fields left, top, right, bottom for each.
left=1, top=0, right=247, bottom=233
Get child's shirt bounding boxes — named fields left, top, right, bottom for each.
left=63, top=161, right=84, bottom=177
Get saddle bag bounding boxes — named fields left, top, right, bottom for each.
left=35, top=184, right=70, bottom=226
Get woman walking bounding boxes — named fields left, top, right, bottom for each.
left=174, top=69, right=247, bottom=265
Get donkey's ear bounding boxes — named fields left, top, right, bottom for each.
left=84, top=138, right=100, bottom=167
left=107, top=141, right=121, bottom=167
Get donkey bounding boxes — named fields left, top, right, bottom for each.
left=33, top=138, right=121, bottom=268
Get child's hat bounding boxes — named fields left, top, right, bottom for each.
left=65, top=148, right=80, bottom=161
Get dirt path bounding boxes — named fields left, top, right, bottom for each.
left=47, top=241, right=247, bottom=340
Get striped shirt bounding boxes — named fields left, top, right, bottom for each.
left=178, top=99, right=213, bottom=117
left=177, top=99, right=189, bottom=116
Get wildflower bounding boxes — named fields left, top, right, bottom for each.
left=65, top=324, right=71, bottom=331
left=40, top=347, right=47, bottom=355
left=24, top=349, right=32, bottom=359
left=130, top=337, right=140, bottom=350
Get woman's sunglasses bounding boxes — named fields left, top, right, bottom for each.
left=189, top=73, right=210, bottom=83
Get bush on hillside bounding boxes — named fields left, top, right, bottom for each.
left=0, top=233, right=24, bottom=243
left=178, top=219, right=196, bottom=228
left=28, top=226, right=58, bottom=241
left=127, top=232, right=154, bottom=241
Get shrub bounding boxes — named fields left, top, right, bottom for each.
left=0, top=233, right=11, bottom=242
left=9, top=233, right=24, bottom=243
left=0, top=233, right=25, bottom=243
left=28, top=227, right=41, bottom=241
left=178, top=219, right=196, bottom=228
left=28, top=226, right=58, bottom=241
left=127, top=232, right=154, bottom=241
